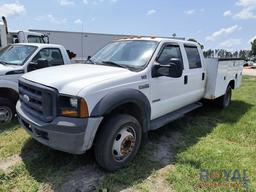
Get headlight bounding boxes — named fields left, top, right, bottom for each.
left=59, top=95, right=88, bottom=118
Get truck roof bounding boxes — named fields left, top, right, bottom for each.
left=13, top=43, right=65, bottom=49
left=115, top=37, right=199, bottom=46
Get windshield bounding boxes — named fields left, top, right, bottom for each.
left=90, top=40, right=158, bottom=69
left=0, top=45, right=37, bottom=65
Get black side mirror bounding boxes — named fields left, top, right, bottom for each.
left=37, top=59, right=49, bottom=69
left=27, top=59, right=49, bottom=72
left=152, top=58, right=183, bottom=78
left=169, top=58, right=183, bottom=78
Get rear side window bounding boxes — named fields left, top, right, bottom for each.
left=185, top=46, right=202, bottom=69
left=157, top=44, right=183, bottom=65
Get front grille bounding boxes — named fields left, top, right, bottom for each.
left=19, top=79, right=57, bottom=122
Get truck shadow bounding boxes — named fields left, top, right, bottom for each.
left=0, top=119, right=19, bottom=134
left=20, top=100, right=253, bottom=191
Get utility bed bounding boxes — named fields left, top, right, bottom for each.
left=204, top=58, right=244, bottom=99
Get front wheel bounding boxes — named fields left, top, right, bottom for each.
left=0, top=98, right=15, bottom=125
left=216, top=85, right=232, bottom=109
left=94, top=114, right=142, bottom=171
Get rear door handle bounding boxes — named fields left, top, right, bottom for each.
left=184, top=75, right=188, bottom=84
left=202, top=73, right=205, bottom=80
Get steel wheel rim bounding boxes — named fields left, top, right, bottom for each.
left=0, top=106, right=12, bottom=124
left=112, top=125, right=136, bottom=162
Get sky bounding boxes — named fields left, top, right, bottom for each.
left=0, top=0, right=256, bottom=51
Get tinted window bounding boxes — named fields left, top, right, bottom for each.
left=157, top=45, right=183, bottom=65
left=32, top=48, right=64, bottom=66
left=185, top=46, right=202, bottom=69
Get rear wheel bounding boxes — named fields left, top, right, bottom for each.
left=0, top=98, right=15, bottom=125
left=216, top=85, right=232, bottom=109
left=94, top=114, right=142, bottom=171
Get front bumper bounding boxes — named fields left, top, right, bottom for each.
left=16, top=101, right=102, bottom=154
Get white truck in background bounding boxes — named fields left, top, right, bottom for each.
left=0, top=43, right=71, bottom=124
left=16, top=37, right=244, bottom=171
left=0, top=16, right=49, bottom=50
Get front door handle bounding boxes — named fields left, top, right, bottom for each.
left=184, top=75, right=188, bottom=84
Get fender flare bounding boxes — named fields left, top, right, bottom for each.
left=91, top=88, right=151, bottom=132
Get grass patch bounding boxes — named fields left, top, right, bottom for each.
left=0, top=76, right=255, bottom=191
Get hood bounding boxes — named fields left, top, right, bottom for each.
left=0, top=64, right=24, bottom=76
left=22, top=64, right=134, bottom=95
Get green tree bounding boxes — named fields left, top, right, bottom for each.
left=251, top=39, right=256, bottom=58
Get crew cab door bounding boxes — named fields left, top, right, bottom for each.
left=183, top=44, right=206, bottom=102
left=150, top=43, right=190, bottom=120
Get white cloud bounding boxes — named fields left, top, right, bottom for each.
left=184, top=9, right=204, bottom=15
left=233, top=0, right=256, bottom=19
left=58, top=0, right=75, bottom=6
left=83, top=0, right=117, bottom=5
left=234, top=6, right=256, bottom=19
left=236, top=0, right=256, bottom=7
left=0, top=3, right=25, bottom=17
left=224, top=10, right=232, bottom=16
left=185, top=9, right=196, bottom=15
left=35, top=14, right=67, bottom=24
left=147, top=9, right=156, bottom=16
left=185, top=9, right=195, bottom=15
left=74, top=19, right=83, bottom=24
left=219, top=39, right=242, bottom=49
left=206, top=25, right=240, bottom=42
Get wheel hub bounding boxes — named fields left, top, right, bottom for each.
left=112, top=126, right=136, bottom=161
left=0, top=107, right=12, bottom=124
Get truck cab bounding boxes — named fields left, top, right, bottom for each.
left=0, top=16, right=49, bottom=50
left=16, top=37, right=243, bottom=171
left=0, top=43, right=71, bottom=124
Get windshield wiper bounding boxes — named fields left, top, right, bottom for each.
left=0, top=61, right=8, bottom=65
left=102, top=61, right=130, bottom=69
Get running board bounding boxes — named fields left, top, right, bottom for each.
left=150, top=102, right=203, bottom=130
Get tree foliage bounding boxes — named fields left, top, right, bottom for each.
left=251, top=39, right=256, bottom=58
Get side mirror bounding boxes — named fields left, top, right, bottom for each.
left=27, top=59, right=49, bottom=72
left=152, top=58, right=183, bottom=78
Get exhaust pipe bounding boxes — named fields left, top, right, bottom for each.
left=2, top=16, right=9, bottom=34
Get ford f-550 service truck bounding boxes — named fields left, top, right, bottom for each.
left=16, top=37, right=243, bottom=171
left=0, top=43, right=71, bottom=124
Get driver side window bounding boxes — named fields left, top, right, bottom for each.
left=32, top=48, right=64, bottom=66
left=157, top=44, right=183, bottom=66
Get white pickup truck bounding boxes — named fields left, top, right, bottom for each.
left=0, top=43, right=71, bottom=124
left=16, top=37, right=243, bottom=171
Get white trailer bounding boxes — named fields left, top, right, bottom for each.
left=30, top=29, right=125, bottom=60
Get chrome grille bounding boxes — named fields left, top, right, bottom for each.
left=19, top=79, right=57, bottom=122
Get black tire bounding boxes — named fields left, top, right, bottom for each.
left=216, top=85, right=232, bottom=109
left=94, top=114, right=142, bottom=172
left=0, top=98, right=15, bottom=125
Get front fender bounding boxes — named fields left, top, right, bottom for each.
left=91, top=88, right=151, bottom=132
